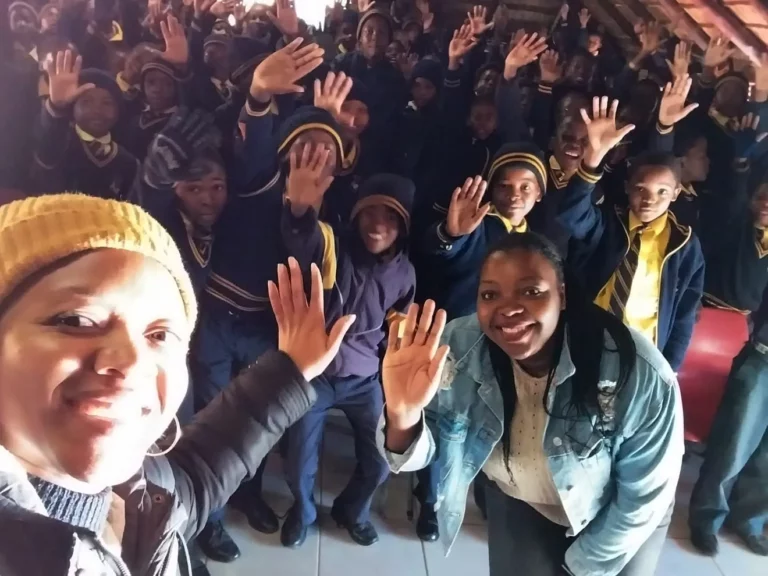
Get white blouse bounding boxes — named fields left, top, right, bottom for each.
left=482, top=360, right=570, bottom=527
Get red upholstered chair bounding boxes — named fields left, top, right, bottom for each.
left=677, top=308, right=749, bottom=444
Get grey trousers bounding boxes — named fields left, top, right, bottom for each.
left=486, top=480, right=672, bottom=576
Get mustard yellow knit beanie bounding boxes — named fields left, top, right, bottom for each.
left=0, top=194, right=197, bottom=324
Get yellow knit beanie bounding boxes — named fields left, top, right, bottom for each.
left=0, top=194, right=197, bottom=324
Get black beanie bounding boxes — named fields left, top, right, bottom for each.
left=350, top=174, right=415, bottom=234
left=356, top=8, right=393, bottom=42
left=229, top=36, right=269, bottom=84
left=487, top=142, right=548, bottom=193
left=78, top=69, right=122, bottom=111
left=276, top=106, right=345, bottom=167
left=411, top=58, right=443, bottom=90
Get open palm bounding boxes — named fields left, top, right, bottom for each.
left=383, top=301, right=449, bottom=430
left=446, top=176, right=490, bottom=237
left=581, top=96, right=636, bottom=166
left=658, top=74, right=698, bottom=127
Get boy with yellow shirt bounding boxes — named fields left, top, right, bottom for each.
left=558, top=96, right=705, bottom=370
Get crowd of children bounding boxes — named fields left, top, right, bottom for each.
left=2, top=0, right=768, bottom=573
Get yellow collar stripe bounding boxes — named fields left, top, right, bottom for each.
left=487, top=152, right=547, bottom=188
left=75, top=125, right=111, bottom=144
left=487, top=210, right=527, bottom=233
left=277, top=123, right=344, bottom=164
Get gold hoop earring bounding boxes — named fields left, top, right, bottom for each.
left=147, top=415, right=182, bottom=457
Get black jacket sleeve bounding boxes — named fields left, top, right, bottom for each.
left=144, top=350, right=316, bottom=541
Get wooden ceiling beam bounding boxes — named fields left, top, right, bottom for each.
left=649, top=0, right=709, bottom=49
left=687, top=0, right=764, bottom=63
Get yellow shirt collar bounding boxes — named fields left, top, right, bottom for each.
left=75, top=125, right=111, bottom=145
left=629, top=210, right=668, bottom=237
left=489, top=208, right=528, bottom=233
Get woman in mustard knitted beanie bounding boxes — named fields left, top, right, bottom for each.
left=0, top=194, right=356, bottom=576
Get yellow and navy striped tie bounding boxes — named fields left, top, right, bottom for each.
left=609, top=226, right=645, bottom=319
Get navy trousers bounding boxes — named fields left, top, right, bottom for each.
left=689, top=343, right=768, bottom=537
left=191, top=306, right=277, bottom=523
left=286, top=372, right=390, bottom=525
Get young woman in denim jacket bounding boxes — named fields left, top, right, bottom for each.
left=379, top=232, right=685, bottom=576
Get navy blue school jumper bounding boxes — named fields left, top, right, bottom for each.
left=280, top=174, right=415, bottom=526
left=32, top=100, right=141, bottom=202
left=558, top=164, right=705, bottom=370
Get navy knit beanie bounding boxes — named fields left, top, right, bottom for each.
left=78, top=69, right=123, bottom=111
left=229, top=36, right=270, bottom=84
left=487, top=142, right=548, bottom=193
left=277, top=106, right=345, bottom=167
left=350, top=174, right=415, bottom=234
left=411, top=58, right=443, bottom=90
left=356, top=8, right=393, bottom=42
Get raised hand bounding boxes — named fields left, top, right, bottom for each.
left=314, top=71, right=355, bottom=127
left=160, top=15, right=189, bottom=67
left=358, top=0, right=376, bottom=13
left=446, top=176, right=490, bottom=237
left=658, top=74, right=699, bottom=127
left=285, top=143, right=335, bottom=216
left=733, top=113, right=768, bottom=159
left=267, top=0, right=300, bottom=38
left=539, top=49, right=562, bottom=84
left=580, top=96, right=636, bottom=168
left=193, top=0, right=216, bottom=18
left=665, top=41, right=691, bottom=80
left=637, top=20, right=663, bottom=55
left=448, top=23, right=477, bottom=70
left=250, top=38, right=325, bottom=101
left=383, top=300, right=450, bottom=434
left=210, top=0, right=237, bottom=19
left=504, top=32, right=548, bottom=80
left=396, top=52, right=419, bottom=80
left=703, top=36, right=735, bottom=71
left=269, top=258, right=356, bottom=382
left=46, top=50, right=95, bottom=107
left=557, top=2, right=569, bottom=22
left=467, top=5, right=493, bottom=37
left=579, top=8, right=591, bottom=29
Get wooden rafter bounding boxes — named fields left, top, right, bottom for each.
left=647, top=0, right=709, bottom=49
left=687, top=0, right=764, bottom=63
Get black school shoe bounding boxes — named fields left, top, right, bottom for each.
left=416, top=505, right=439, bottom=542
left=231, top=492, right=280, bottom=534
left=690, top=527, right=719, bottom=556
left=198, top=519, right=241, bottom=563
left=280, top=506, right=310, bottom=549
left=330, top=505, right=379, bottom=546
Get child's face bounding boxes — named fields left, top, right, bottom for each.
left=40, top=6, right=60, bottom=32
left=565, top=54, right=591, bottom=85
left=587, top=34, right=602, bottom=55
left=404, top=24, right=421, bottom=45
left=357, top=204, right=400, bottom=255
left=681, top=137, right=709, bottom=183
left=288, top=131, right=339, bottom=178
left=468, top=102, right=497, bottom=141
left=626, top=165, right=680, bottom=223
left=411, top=77, right=437, bottom=109
left=204, top=43, right=229, bottom=76
left=340, top=100, right=370, bottom=136
left=491, top=167, right=542, bottom=225
left=714, top=82, right=747, bottom=119
left=174, top=163, right=228, bottom=229
left=359, top=18, right=390, bottom=62
left=386, top=41, right=405, bottom=63
left=143, top=70, right=176, bottom=111
left=554, top=118, right=588, bottom=173
left=73, top=87, right=119, bottom=137
left=474, top=69, right=499, bottom=96
left=751, top=185, right=768, bottom=228
left=10, top=6, right=37, bottom=35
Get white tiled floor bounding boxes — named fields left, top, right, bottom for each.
left=205, top=418, right=768, bottom=576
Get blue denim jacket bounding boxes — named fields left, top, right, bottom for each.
left=378, top=315, right=684, bottom=576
